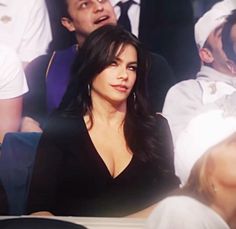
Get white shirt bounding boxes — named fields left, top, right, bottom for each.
left=147, top=196, right=230, bottom=229
left=0, top=44, right=28, bottom=99
left=162, top=66, right=236, bottom=184
left=0, top=0, right=52, bottom=62
left=110, top=0, right=140, bottom=37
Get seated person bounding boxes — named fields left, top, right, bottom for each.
left=26, top=25, right=180, bottom=217
left=0, top=0, right=52, bottom=66
left=0, top=44, right=28, bottom=143
left=147, top=110, right=236, bottom=229
left=162, top=0, right=236, bottom=145
left=175, top=8, right=236, bottom=185
left=22, top=0, right=176, bottom=132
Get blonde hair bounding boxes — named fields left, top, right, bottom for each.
left=182, top=132, right=236, bottom=205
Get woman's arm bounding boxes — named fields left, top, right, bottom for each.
left=26, top=116, right=65, bottom=215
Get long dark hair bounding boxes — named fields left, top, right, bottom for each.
left=60, top=25, right=162, bottom=161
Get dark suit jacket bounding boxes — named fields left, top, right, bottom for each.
left=138, top=0, right=200, bottom=81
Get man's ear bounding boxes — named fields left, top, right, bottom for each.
left=199, top=48, right=214, bottom=64
left=61, top=17, right=75, bottom=32
left=226, top=59, right=236, bottom=74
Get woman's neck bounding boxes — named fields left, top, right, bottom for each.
left=89, top=95, right=127, bottom=128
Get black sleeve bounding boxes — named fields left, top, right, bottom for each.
left=26, top=115, right=65, bottom=214
left=23, top=55, right=51, bottom=127
left=147, top=53, right=177, bottom=112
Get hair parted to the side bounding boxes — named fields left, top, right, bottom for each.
left=182, top=132, right=236, bottom=205
left=59, top=25, right=163, bottom=161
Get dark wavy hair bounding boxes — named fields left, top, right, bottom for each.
left=222, top=10, right=236, bottom=63
left=60, top=25, right=161, bottom=161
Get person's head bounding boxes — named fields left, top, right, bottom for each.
left=222, top=10, right=236, bottom=74
left=66, top=24, right=149, bottom=116
left=184, top=132, right=236, bottom=224
left=194, top=1, right=236, bottom=75
left=175, top=109, right=236, bottom=185
left=59, top=0, right=117, bottom=45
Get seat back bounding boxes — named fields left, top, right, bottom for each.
left=0, top=132, right=41, bottom=215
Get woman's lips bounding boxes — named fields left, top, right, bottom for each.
left=111, top=85, right=128, bottom=92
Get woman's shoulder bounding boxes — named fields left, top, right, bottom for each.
left=43, top=111, right=85, bottom=139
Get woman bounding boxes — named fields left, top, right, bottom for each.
left=147, top=110, right=236, bottom=228
left=27, top=25, right=179, bottom=217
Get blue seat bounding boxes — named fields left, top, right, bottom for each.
left=0, top=132, right=41, bottom=215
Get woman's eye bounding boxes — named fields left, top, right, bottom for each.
left=110, top=61, right=117, bottom=66
left=128, top=65, right=137, bottom=71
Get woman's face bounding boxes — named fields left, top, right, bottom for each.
left=91, top=44, right=137, bottom=106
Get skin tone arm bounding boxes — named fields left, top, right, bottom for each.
left=0, top=96, right=23, bottom=143
left=31, top=211, right=54, bottom=216
left=20, top=116, right=43, bottom=133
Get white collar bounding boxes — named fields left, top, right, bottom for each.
left=110, top=0, right=140, bottom=7
left=197, top=66, right=236, bottom=104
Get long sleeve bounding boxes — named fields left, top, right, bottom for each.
left=26, top=115, right=65, bottom=214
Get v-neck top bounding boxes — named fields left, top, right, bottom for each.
left=27, top=113, right=179, bottom=216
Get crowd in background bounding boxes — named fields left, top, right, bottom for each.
left=1, top=0, right=236, bottom=228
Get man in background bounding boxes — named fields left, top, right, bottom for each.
left=111, top=0, right=200, bottom=81
left=0, top=0, right=52, bottom=66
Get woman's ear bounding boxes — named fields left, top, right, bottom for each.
left=199, top=48, right=214, bottom=64
left=226, top=59, right=236, bottom=74
left=61, top=17, right=75, bottom=32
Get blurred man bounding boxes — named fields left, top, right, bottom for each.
left=162, top=0, right=236, bottom=183
left=0, top=0, right=52, bottom=66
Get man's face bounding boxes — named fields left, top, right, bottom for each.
left=230, top=24, right=236, bottom=59
left=63, top=0, right=117, bottom=44
left=206, top=25, right=229, bottom=73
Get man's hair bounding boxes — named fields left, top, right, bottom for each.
left=222, top=10, right=236, bottom=63
left=57, top=0, right=71, bottom=19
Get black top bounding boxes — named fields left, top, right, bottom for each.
left=27, top=113, right=179, bottom=216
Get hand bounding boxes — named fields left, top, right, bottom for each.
left=30, top=211, right=54, bottom=216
